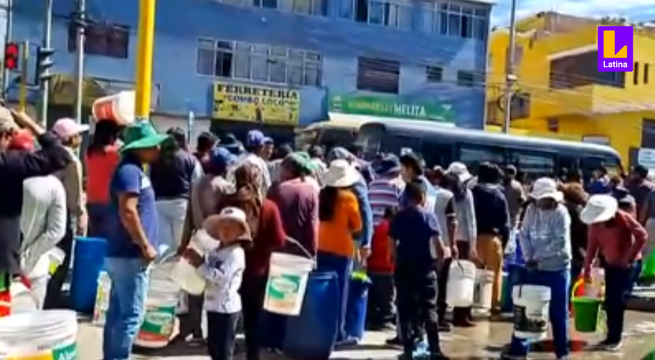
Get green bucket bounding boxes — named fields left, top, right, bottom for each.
left=572, top=297, right=602, bottom=333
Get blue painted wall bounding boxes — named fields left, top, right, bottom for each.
left=9, top=0, right=491, bottom=128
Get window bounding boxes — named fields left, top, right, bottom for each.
left=426, top=65, right=443, bottom=83
left=458, top=144, right=505, bottom=171
left=508, top=150, right=555, bottom=177
left=645, top=64, right=650, bottom=84
left=350, top=0, right=412, bottom=29
left=68, top=21, right=129, bottom=59
left=457, top=70, right=476, bottom=87
left=276, top=0, right=328, bottom=15
left=634, top=62, right=640, bottom=85
left=356, top=57, right=400, bottom=94
left=549, top=51, right=625, bottom=89
left=423, top=2, right=488, bottom=40
left=196, top=39, right=323, bottom=87
left=510, top=93, right=530, bottom=120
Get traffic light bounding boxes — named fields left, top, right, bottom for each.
left=35, top=46, right=55, bottom=84
left=4, top=42, right=19, bottom=70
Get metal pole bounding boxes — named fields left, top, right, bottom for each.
left=18, top=41, right=27, bottom=112
left=39, top=0, right=53, bottom=126
left=134, top=0, right=156, bottom=123
left=502, top=0, right=518, bottom=134
left=2, top=0, right=13, bottom=96
left=73, top=0, right=86, bottom=124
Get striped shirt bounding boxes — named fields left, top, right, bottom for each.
left=519, top=203, right=572, bottom=271
left=368, top=175, right=405, bottom=225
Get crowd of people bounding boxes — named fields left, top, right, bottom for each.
left=0, top=107, right=653, bottom=360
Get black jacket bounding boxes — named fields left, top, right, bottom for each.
left=0, top=132, right=72, bottom=274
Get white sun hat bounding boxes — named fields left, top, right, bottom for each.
left=447, top=162, right=472, bottom=183
left=323, top=159, right=361, bottom=188
left=529, top=177, right=563, bottom=202
left=203, top=207, right=252, bottom=240
left=580, top=194, right=619, bottom=225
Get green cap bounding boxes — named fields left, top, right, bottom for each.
left=120, top=122, right=169, bottom=153
left=286, top=151, right=318, bottom=172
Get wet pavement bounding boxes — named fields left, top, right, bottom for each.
left=76, top=311, right=655, bottom=359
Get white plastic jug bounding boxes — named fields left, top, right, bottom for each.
left=170, top=230, right=217, bottom=295
left=473, top=269, right=494, bottom=310
left=512, top=285, right=551, bottom=339
left=9, top=282, right=38, bottom=314
left=92, top=90, right=136, bottom=125
left=446, top=260, right=477, bottom=307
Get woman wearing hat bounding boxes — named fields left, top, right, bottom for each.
left=583, top=194, right=647, bottom=352
left=317, top=159, right=363, bottom=344
left=503, top=177, right=572, bottom=360
left=183, top=207, right=252, bottom=360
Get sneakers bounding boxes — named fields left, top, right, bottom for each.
left=598, top=340, right=623, bottom=352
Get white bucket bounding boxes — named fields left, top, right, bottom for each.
left=446, top=260, right=477, bottom=307
left=512, top=285, right=551, bottom=339
left=473, top=269, right=494, bottom=310
left=92, top=271, right=111, bottom=326
left=263, top=252, right=314, bottom=316
left=134, top=278, right=180, bottom=348
left=0, top=310, right=78, bottom=359
left=92, top=90, right=136, bottom=125
left=585, top=268, right=605, bottom=298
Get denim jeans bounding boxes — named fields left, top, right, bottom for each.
left=155, top=199, right=188, bottom=256
left=508, top=268, right=571, bottom=359
left=103, top=257, right=150, bottom=360
left=317, top=251, right=353, bottom=342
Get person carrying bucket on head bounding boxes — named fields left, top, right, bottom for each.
left=183, top=207, right=252, bottom=360
left=582, top=194, right=647, bottom=352
left=502, top=178, right=572, bottom=360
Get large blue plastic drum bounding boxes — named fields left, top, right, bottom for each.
left=283, top=271, right=339, bottom=360
left=69, top=237, right=106, bottom=313
left=345, top=277, right=369, bottom=340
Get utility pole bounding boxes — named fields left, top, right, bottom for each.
left=502, top=0, right=518, bottom=134
left=73, top=0, right=86, bottom=124
left=134, top=0, right=157, bottom=123
left=18, top=41, right=27, bottom=112
left=39, top=0, right=54, bottom=126
left=2, top=0, right=13, bottom=96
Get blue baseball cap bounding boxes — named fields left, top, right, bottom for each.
left=209, top=147, right=236, bottom=167
left=263, top=136, right=274, bottom=145
left=246, top=130, right=267, bottom=147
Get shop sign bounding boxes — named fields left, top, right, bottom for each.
left=212, top=81, right=300, bottom=125
left=329, top=94, right=454, bottom=123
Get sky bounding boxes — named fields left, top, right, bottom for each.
left=490, top=0, right=655, bottom=26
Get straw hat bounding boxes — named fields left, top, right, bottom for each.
left=323, top=159, right=361, bottom=188
left=202, top=207, right=252, bottom=241
left=529, top=178, right=563, bottom=202
left=580, top=195, right=618, bottom=225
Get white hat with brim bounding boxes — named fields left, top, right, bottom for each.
left=580, top=195, right=619, bottom=225
left=323, top=159, right=361, bottom=188
left=447, top=162, right=472, bottom=182
left=529, top=177, right=564, bottom=202
left=203, top=207, right=252, bottom=241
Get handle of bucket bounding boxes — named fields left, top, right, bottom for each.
left=285, top=236, right=314, bottom=261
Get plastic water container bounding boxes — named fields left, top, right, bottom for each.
left=47, top=248, right=65, bottom=275
left=171, top=230, right=217, bottom=295
left=264, top=253, right=315, bottom=316
left=585, top=268, right=605, bottom=298
left=9, top=282, right=38, bottom=314
left=512, top=285, right=551, bottom=339
left=345, top=273, right=370, bottom=340
left=0, top=310, right=78, bottom=359
left=70, top=237, right=107, bottom=313
left=473, top=269, right=494, bottom=310
left=92, top=90, right=136, bottom=125
left=92, top=271, right=111, bottom=326
left=135, top=268, right=181, bottom=348
left=283, top=271, right=339, bottom=360
left=446, top=260, right=477, bottom=307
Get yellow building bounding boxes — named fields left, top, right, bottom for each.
left=486, top=12, right=655, bottom=165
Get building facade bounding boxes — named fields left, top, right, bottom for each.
left=6, top=0, right=491, bottom=137
left=487, top=12, right=655, bottom=166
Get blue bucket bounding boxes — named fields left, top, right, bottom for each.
left=284, top=271, right=339, bottom=360
left=70, top=237, right=106, bottom=313
left=345, top=276, right=370, bottom=340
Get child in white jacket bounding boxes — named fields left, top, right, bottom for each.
left=183, top=207, right=251, bottom=360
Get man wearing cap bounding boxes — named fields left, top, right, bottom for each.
left=237, top=130, right=272, bottom=197
left=103, top=122, right=169, bottom=360
left=0, top=108, right=71, bottom=311
left=45, top=117, right=90, bottom=308
left=11, top=133, right=67, bottom=310
left=194, top=131, right=218, bottom=173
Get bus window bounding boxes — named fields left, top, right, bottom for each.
left=383, top=135, right=422, bottom=158
left=318, top=128, right=357, bottom=152
left=296, top=129, right=318, bottom=150
left=357, top=125, right=384, bottom=160
left=508, top=150, right=555, bottom=178
left=458, top=144, right=505, bottom=172
left=421, top=140, right=453, bottom=168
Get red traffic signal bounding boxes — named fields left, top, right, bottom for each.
left=4, top=42, right=19, bottom=70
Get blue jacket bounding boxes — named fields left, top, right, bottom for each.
left=353, top=178, right=373, bottom=248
